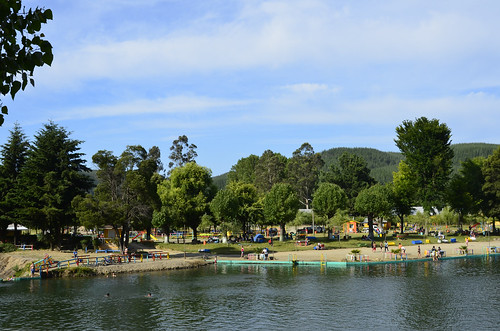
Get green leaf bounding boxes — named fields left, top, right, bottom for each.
left=1, top=85, right=10, bottom=95
left=22, top=72, right=28, bottom=90
left=1, top=105, right=8, bottom=115
left=42, top=52, right=53, bottom=66
left=10, top=81, right=22, bottom=99
left=44, top=9, right=53, bottom=20
left=0, top=115, right=4, bottom=126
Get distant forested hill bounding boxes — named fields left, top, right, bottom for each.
left=320, top=147, right=402, bottom=183
left=212, top=143, right=499, bottom=187
left=450, top=143, right=499, bottom=169
left=320, top=143, right=499, bottom=183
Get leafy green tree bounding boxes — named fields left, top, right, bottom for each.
left=312, top=182, right=347, bottom=220
left=482, top=147, right=500, bottom=233
left=158, top=162, right=214, bottom=241
left=447, top=158, right=486, bottom=229
left=226, top=181, right=261, bottom=234
left=328, top=209, right=351, bottom=233
left=168, top=135, right=197, bottom=174
left=395, top=117, right=454, bottom=213
left=210, top=189, right=238, bottom=242
left=153, top=182, right=181, bottom=243
left=389, top=161, right=417, bottom=233
left=74, top=146, right=162, bottom=251
left=263, top=183, right=300, bottom=241
left=19, top=122, right=92, bottom=249
left=354, top=184, right=392, bottom=238
left=287, top=143, right=324, bottom=209
left=434, top=206, right=458, bottom=229
left=227, top=154, right=259, bottom=184
left=0, top=123, right=29, bottom=243
left=254, top=150, right=287, bottom=193
left=0, top=1, right=53, bottom=125
left=120, top=145, right=163, bottom=240
left=321, top=152, right=376, bottom=212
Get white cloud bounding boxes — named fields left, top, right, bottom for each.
left=53, top=95, right=251, bottom=121
left=37, top=0, right=500, bottom=89
left=261, top=91, right=500, bottom=128
left=282, top=83, right=339, bottom=94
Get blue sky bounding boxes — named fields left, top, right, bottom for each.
left=1, top=0, right=500, bottom=176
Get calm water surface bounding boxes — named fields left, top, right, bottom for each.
left=0, top=256, right=499, bottom=330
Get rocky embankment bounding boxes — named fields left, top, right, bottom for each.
left=0, top=255, right=32, bottom=279
left=1, top=250, right=212, bottom=279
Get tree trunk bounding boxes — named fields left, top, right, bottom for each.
left=279, top=224, right=286, bottom=241
left=399, top=215, right=404, bottom=234
left=13, top=222, right=18, bottom=246
left=164, top=225, right=170, bottom=243
left=192, top=227, right=198, bottom=242
left=368, top=215, right=374, bottom=239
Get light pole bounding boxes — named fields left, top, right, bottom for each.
left=312, top=209, right=315, bottom=235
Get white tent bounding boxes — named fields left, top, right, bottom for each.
left=6, top=224, right=28, bottom=231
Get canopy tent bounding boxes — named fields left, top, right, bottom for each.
left=6, top=224, right=28, bottom=231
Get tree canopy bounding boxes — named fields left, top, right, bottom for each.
left=19, top=122, right=92, bottom=249
left=0, top=123, right=29, bottom=243
left=0, top=1, right=53, bottom=125
left=389, top=161, right=417, bottom=233
left=73, top=145, right=162, bottom=250
left=263, top=183, right=300, bottom=241
left=254, top=150, right=287, bottom=193
left=158, top=162, right=215, bottom=241
left=227, top=154, right=259, bottom=184
left=321, top=151, right=376, bottom=212
left=354, top=184, right=391, bottom=238
left=168, top=135, right=197, bottom=174
left=312, top=182, right=347, bottom=220
left=482, top=147, right=500, bottom=232
left=395, top=117, right=454, bottom=213
left=287, top=142, right=324, bottom=209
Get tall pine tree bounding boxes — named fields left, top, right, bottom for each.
left=19, top=122, right=92, bottom=249
left=0, top=123, right=30, bottom=243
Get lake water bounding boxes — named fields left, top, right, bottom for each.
left=1, top=256, right=499, bottom=330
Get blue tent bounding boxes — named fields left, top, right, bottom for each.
left=253, top=234, right=265, bottom=243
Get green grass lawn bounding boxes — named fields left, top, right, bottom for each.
left=155, top=231, right=497, bottom=256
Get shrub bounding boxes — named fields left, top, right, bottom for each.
left=36, top=233, right=50, bottom=249
left=0, top=242, right=17, bottom=253
left=92, top=238, right=101, bottom=250
left=80, top=237, right=91, bottom=250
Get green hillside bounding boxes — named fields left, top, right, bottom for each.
left=212, top=143, right=499, bottom=187
left=320, top=143, right=499, bottom=183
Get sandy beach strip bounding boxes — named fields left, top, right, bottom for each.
left=1, top=239, right=499, bottom=278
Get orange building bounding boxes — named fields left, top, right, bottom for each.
left=343, top=221, right=358, bottom=233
